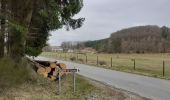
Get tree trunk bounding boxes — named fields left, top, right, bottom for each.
left=7, top=0, right=36, bottom=60
left=0, top=0, right=6, bottom=58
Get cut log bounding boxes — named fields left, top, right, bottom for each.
left=50, top=62, right=57, bottom=68
left=32, top=59, right=67, bottom=81
left=57, top=63, right=67, bottom=69
left=57, top=63, right=67, bottom=76
left=37, top=67, right=46, bottom=75
left=43, top=72, right=48, bottom=78
left=52, top=67, right=59, bottom=76
left=48, top=76, right=56, bottom=81
left=45, top=67, right=51, bottom=73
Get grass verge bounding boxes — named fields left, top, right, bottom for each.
left=0, top=57, right=148, bottom=100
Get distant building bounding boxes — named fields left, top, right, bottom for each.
left=68, top=49, right=74, bottom=53
left=51, top=46, right=63, bottom=52
left=43, top=46, right=63, bottom=52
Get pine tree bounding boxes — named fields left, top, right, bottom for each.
left=0, top=0, right=84, bottom=60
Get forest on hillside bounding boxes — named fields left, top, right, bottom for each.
left=61, top=25, right=170, bottom=53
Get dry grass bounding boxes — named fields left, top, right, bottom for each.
left=0, top=57, right=146, bottom=100
left=41, top=52, right=170, bottom=79
left=0, top=72, right=143, bottom=100
left=0, top=57, right=36, bottom=88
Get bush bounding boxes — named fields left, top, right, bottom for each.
left=70, top=57, right=76, bottom=61
left=98, top=61, right=107, bottom=66
left=0, top=57, right=36, bottom=88
left=78, top=58, right=84, bottom=62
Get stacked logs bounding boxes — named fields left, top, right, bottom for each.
left=34, top=60, right=67, bottom=81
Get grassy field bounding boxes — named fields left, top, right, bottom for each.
left=41, top=52, right=170, bottom=79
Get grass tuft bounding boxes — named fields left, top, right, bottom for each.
left=0, top=57, right=36, bottom=88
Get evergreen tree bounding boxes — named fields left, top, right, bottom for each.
left=0, top=0, right=84, bottom=59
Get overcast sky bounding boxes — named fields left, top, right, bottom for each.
left=48, top=0, right=170, bottom=46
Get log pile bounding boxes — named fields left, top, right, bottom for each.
left=34, top=60, right=67, bottom=81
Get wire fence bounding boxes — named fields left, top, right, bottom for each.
left=41, top=52, right=170, bottom=79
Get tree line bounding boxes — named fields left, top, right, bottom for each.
left=0, top=0, right=84, bottom=61
left=61, top=25, right=170, bottom=53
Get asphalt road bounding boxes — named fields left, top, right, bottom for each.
left=34, top=56, right=170, bottom=100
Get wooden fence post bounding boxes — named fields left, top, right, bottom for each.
left=97, top=56, right=98, bottom=66
left=134, top=59, right=136, bottom=70
left=77, top=54, right=78, bottom=61
left=163, top=60, right=165, bottom=76
left=111, top=57, right=113, bottom=67
left=86, top=55, right=87, bottom=64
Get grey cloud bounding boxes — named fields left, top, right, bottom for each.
left=49, top=0, right=170, bottom=46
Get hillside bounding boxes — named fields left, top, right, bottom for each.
left=83, top=25, right=170, bottom=53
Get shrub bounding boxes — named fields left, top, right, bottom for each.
left=78, top=58, right=84, bottom=62
left=98, top=61, right=107, bottom=66
left=70, top=57, right=76, bottom=61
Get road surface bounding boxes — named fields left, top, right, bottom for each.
left=34, top=56, right=170, bottom=100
